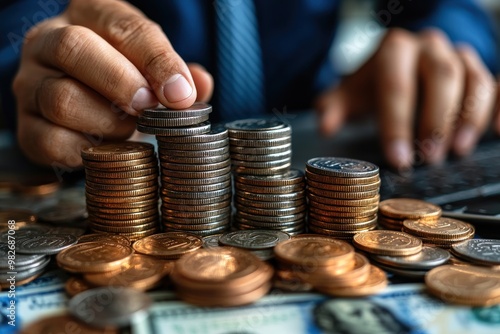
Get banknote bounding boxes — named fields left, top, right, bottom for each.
left=133, top=284, right=500, bottom=334
left=0, top=270, right=69, bottom=333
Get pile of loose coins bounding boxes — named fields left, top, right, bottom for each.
left=274, top=235, right=388, bottom=296
left=137, top=103, right=232, bottom=236
left=171, top=247, right=274, bottom=307
left=81, top=142, right=159, bottom=241
left=305, top=157, right=380, bottom=239
left=378, top=198, right=441, bottom=230
left=233, top=170, right=307, bottom=235
left=402, top=217, right=475, bottom=248
left=226, top=119, right=292, bottom=175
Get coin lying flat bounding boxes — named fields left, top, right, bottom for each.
left=219, top=230, right=290, bottom=249
left=17, top=234, right=77, bottom=255
left=451, top=239, right=500, bottom=266
left=306, top=157, right=379, bottom=178
left=81, top=142, right=154, bottom=161
left=142, top=102, right=212, bottom=118
left=425, top=265, right=500, bottom=306
left=133, top=232, right=202, bottom=259
left=353, top=230, right=422, bottom=256
left=379, top=198, right=442, bottom=220
left=69, top=287, right=152, bottom=327
left=403, top=218, right=475, bottom=240
left=371, top=246, right=450, bottom=270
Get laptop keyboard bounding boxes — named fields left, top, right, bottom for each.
left=380, top=140, right=500, bottom=222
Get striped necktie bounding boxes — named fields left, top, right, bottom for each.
left=215, top=0, right=265, bottom=120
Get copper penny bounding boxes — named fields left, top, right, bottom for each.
left=132, top=232, right=202, bottom=259
left=379, top=198, right=441, bottom=220
left=56, top=241, right=133, bottom=273
left=402, top=217, right=475, bottom=240
left=353, top=230, right=422, bottom=256
left=65, top=276, right=94, bottom=297
left=78, top=233, right=131, bottom=246
left=316, top=265, right=387, bottom=297
left=81, top=142, right=154, bottom=161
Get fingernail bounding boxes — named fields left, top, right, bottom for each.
left=387, top=140, right=413, bottom=168
left=424, top=141, right=446, bottom=164
left=454, top=125, right=476, bottom=156
left=132, top=87, right=158, bottom=113
left=163, top=74, right=193, bottom=103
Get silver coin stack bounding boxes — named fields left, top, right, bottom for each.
left=137, top=103, right=232, bottom=236
left=226, top=119, right=292, bottom=175
left=305, top=157, right=380, bottom=240
left=233, top=170, right=306, bottom=235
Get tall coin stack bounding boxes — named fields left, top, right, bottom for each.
left=233, top=170, right=306, bottom=235
left=305, top=157, right=380, bottom=239
left=137, top=103, right=232, bottom=236
left=81, top=142, right=159, bottom=241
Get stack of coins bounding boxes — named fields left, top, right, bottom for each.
left=81, top=142, right=159, bottom=241
left=137, top=103, right=232, bottom=236
left=226, top=119, right=292, bottom=175
left=233, top=170, right=306, bottom=235
left=305, top=157, right=380, bottom=239
left=451, top=239, right=500, bottom=266
left=378, top=198, right=441, bottom=230
left=369, top=246, right=450, bottom=279
left=171, top=247, right=274, bottom=306
left=425, top=265, right=500, bottom=306
left=274, top=235, right=387, bottom=297
left=402, top=217, right=474, bottom=248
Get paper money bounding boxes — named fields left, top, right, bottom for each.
left=133, top=284, right=500, bottom=334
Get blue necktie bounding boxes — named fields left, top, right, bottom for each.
left=215, top=0, right=265, bottom=120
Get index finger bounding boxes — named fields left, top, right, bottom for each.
left=68, top=0, right=197, bottom=109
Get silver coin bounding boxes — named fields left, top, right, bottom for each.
left=69, top=287, right=152, bottom=327
left=17, top=234, right=77, bottom=255
left=228, top=124, right=292, bottom=140
left=225, top=118, right=285, bottom=131
left=235, top=169, right=304, bottom=186
left=37, top=203, right=88, bottom=224
left=371, top=246, right=451, bottom=269
left=236, top=211, right=306, bottom=223
left=158, top=138, right=229, bottom=151
left=163, top=219, right=230, bottom=231
left=137, top=114, right=209, bottom=127
left=231, top=157, right=291, bottom=168
left=306, top=157, right=379, bottom=178
left=236, top=203, right=307, bottom=217
left=0, top=257, right=50, bottom=281
left=11, top=254, right=50, bottom=271
left=166, top=225, right=229, bottom=236
left=234, top=164, right=291, bottom=175
left=161, top=193, right=232, bottom=205
left=235, top=221, right=305, bottom=233
left=372, top=261, right=428, bottom=279
left=162, top=172, right=231, bottom=186
left=235, top=182, right=304, bottom=194
left=160, top=153, right=230, bottom=164
left=159, top=146, right=229, bottom=158
left=230, top=143, right=292, bottom=155
left=162, top=200, right=231, bottom=212
left=156, top=123, right=228, bottom=143
left=161, top=206, right=231, bottom=219
left=142, top=102, right=212, bottom=118
left=236, top=197, right=305, bottom=209
left=0, top=243, right=45, bottom=268
left=161, top=165, right=232, bottom=179
left=162, top=212, right=231, bottom=225
left=219, top=230, right=290, bottom=249
left=160, top=159, right=231, bottom=172
left=0, top=225, right=51, bottom=243
left=202, top=234, right=222, bottom=249
left=161, top=187, right=231, bottom=199
left=137, top=121, right=211, bottom=136
left=234, top=216, right=305, bottom=228
left=231, top=150, right=292, bottom=162
left=451, top=239, right=500, bottom=266
left=250, top=248, right=275, bottom=261
left=162, top=179, right=231, bottom=193
left=236, top=190, right=305, bottom=202
left=229, top=136, right=291, bottom=148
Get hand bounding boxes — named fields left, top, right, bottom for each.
left=316, top=28, right=497, bottom=170
left=13, top=0, right=213, bottom=168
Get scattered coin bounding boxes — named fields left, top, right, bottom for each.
left=17, top=234, right=77, bottom=255
left=378, top=198, right=442, bottom=230
left=352, top=230, right=422, bottom=256
left=132, top=232, right=202, bottom=259
left=451, top=239, right=500, bottom=266
left=371, top=246, right=451, bottom=270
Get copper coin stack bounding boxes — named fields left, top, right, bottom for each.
left=233, top=170, right=307, bottom=235
left=226, top=118, right=292, bottom=175
left=305, top=157, right=380, bottom=239
left=274, top=235, right=388, bottom=296
left=377, top=198, right=441, bottom=230
left=137, top=103, right=232, bottom=236
left=402, top=217, right=475, bottom=248
left=81, top=142, right=159, bottom=241
left=171, top=247, right=274, bottom=307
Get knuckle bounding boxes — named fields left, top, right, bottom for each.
left=39, top=79, right=76, bottom=124
left=420, top=29, right=449, bottom=46
left=52, top=26, right=91, bottom=70
left=107, top=15, right=161, bottom=46
left=426, top=56, right=463, bottom=80
left=382, top=28, right=415, bottom=49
